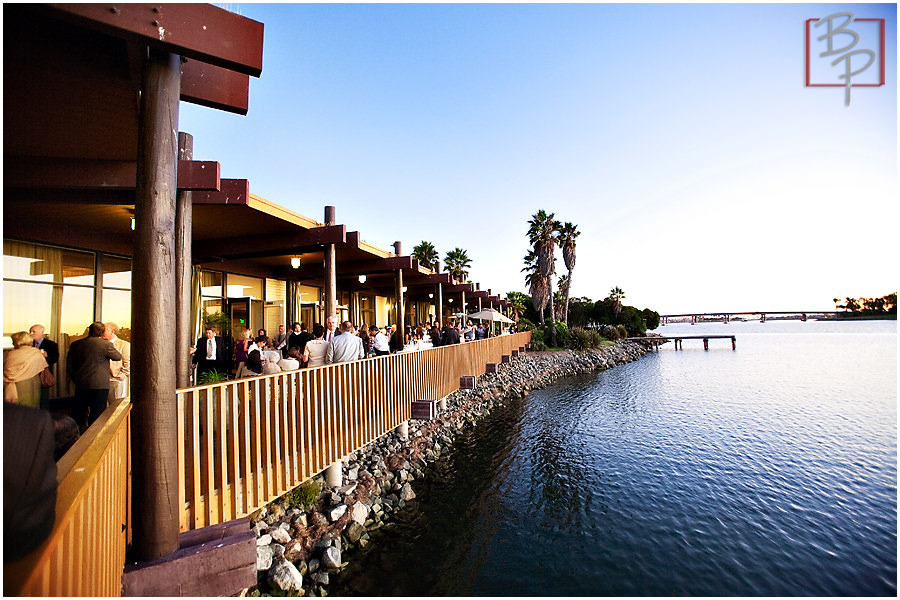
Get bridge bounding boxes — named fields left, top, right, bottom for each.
left=659, top=311, right=837, bottom=325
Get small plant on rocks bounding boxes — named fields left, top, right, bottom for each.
left=284, top=479, right=322, bottom=509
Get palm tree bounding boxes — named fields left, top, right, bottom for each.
left=522, top=248, right=548, bottom=324
left=412, top=241, right=439, bottom=271
left=506, top=291, right=529, bottom=322
left=608, top=286, right=625, bottom=320
left=527, top=210, right=560, bottom=346
left=557, top=222, right=580, bottom=326
left=444, top=247, right=471, bottom=282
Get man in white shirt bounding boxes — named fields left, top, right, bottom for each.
left=326, top=321, right=365, bottom=364
left=369, top=325, right=390, bottom=356
left=103, top=322, right=131, bottom=400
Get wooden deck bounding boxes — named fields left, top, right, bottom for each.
left=627, top=335, right=736, bottom=351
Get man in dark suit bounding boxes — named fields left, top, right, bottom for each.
left=29, top=324, right=59, bottom=409
left=191, top=327, right=227, bottom=380
left=66, top=321, right=122, bottom=430
left=3, top=403, right=57, bottom=563
left=441, top=318, right=461, bottom=345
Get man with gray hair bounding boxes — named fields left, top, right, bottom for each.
left=103, top=322, right=130, bottom=400
left=324, top=315, right=338, bottom=343
left=325, top=321, right=365, bottom=364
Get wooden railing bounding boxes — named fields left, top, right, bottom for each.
left=4, top=399, right=132, bottom=596
left=176, top=331, right=530, bottom=531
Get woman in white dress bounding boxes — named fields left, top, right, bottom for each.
left=302, top=324, right=328, bottom=368
left=278, top=346, right=302, bottom=371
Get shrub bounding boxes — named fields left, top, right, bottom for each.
left=588, top=329, right=604, bottom=347
left=197, top=369, right=230, bottom=385
left=283, top=479, right=322, bottom=509
left=616, top=324, right=628, bottom=339
left=602, top=324, right=620, bottom=341
left=568, top=327, right=592, bottom=350
left=530, top=327, right=546, bottom=350
left=543, top=321, right=570, bottom=349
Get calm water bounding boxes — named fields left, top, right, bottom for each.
left=332, top=319, right=897, bottom=596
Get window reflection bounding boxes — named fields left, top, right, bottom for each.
left=102, top=256, right=132, bottom=289
left=101, top=289, right=131, bottom=341
left=3, top=241, right=94, bottom=285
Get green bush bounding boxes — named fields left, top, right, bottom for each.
left=283, top=479, right=322, bottom=509
left=588, top=329, right=604, bottom=347
left=602, top=324, right=620, bottom=341
left=568, top=327, right=592, bottom=350
left=197, top=369, right=230, bottom=385
left=542, top=321, right=570, bottom=349
left=530, top=327, right=546, bottom=350
left=616, top=324, right=628, bottom=339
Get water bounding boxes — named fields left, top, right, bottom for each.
left=331, top=319, right=897, bottom=596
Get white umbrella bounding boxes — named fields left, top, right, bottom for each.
left=467, top=308, right=514, bottom=324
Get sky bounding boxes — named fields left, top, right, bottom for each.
left=181, top=2, right=898, bottom=315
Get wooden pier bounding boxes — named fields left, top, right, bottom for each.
left=627, top=335, right=736, bottom=351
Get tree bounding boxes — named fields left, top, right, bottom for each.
left=527, top=210, right=561, bottom=346
left=608, top=286, right=626, bottom=320
left=412, top=241, right=439, bottom=271
left=506, top=292, right=529, bottom=322
left=844, top=297, right=861, bottom=312
left=522, top=248, right=548, bottom=323
left=444, top=247, right=472, bottom=282
left=557, top=221, right=580, bottom=326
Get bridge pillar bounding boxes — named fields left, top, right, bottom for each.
left=760, top=313, right=766, bottom=323
left=691, top=315, right=696, bottom=325
left=325, top=461, right=342, bottom=488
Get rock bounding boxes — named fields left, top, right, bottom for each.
left=337, top=483, right=357, bottom=496
left=311, top=571, right=329, bottom=586
left=308, top=558, right=320, bottom=573
left=270, top=503, right=286, bottom=520
left=328, top=504, right=348, bottom=522
left=347, top=465, right=359, bottom=480
left=257, top=533, right=273, bottom=546
left=284, top=540, right=304, bottom=563
left=312, top=538, right=333, bottom=555
left=309, top=510, right=328, bottom=527
left=350, top=502, right=368, bottom=525
left=256, top=545, right=273, bottom=571
left=326, top=491, right=342, bottom=506
left=293, top=512, right=308, bottom=528
left=321, top=546, right=341, bottom=570
left=270, top=526, right=292, bottom=544
left=399, top=483, right=416, bottom=501
left=268, top=558, right=304, bottom=592
left=345, top=521, right=366, bottom=544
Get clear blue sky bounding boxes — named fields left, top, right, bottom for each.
left=182, top=3, right=897, bottom=314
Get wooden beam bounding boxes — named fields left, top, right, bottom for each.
left=192, top=225, right=347, bottom=261
left=181, top=58, right=249, bottom=115
left=335, top=256, right=416, bottom=275
left=405, top=273, right=453, bottom=286
left=45, top=4, right=264, bottom=77
left=4, top=158, right=220, bottom=191
left=443, top=284, right=475, bottom=293
left=192, top=178, right=250, bottom=204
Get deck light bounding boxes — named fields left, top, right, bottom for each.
left=291, top=257, right=301, bottom=269
left=358, top=275, right=366, bottom=283
left=131, top=217, right=135, bottom=230
left=429, top=293, right=433, bottom=298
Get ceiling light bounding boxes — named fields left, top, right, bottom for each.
left=291, top=257, right=301, bottom=269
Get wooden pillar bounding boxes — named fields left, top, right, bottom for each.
left=131, top=48, right=181, bottom=561
left=175, top=132, right=193, bottom=390
left=435, top=261, right=443, bottom=325
left=394, top=241, right=405, bottom=330
left=461, top=289, right=466, bottom=321
left=324, top=206, right=337, bottom=321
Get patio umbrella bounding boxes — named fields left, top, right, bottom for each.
left=467, top=308, right=514, bottom=324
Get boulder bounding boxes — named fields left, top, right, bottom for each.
left=328, top=504, right=348, bottom=522
left=399, top=483, right=416, bottom=501
left=345, top=522, right=366, bottom=544
left=284, top=540, right=304, bottom=563
left=311, top=571, right=330, bottom=586
left=321, top=546, right=342, bottom=570
left=257, top=533, right=273, bottom=546
left=350, top=502, right=368, bottom=525
left=268, top=559, right=303, bottom=592
left=256, top=545, right=273, bottom=571
left=270, top=526, right=292, bottom=544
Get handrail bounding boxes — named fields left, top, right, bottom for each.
left=4, top=399, right=132, bottom=596
left=176, top=331, right=530, bottom=531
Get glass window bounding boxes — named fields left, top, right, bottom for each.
left=102, top=256, right=132, bottom=289
left=226, top=274, right=262, bottom=299
left=201, top=270, right=223, bottom=298
left=3, top=281, right=93, bottom=349
left=101, top=289, right=131, bottom=340
left=3, top=241, right=94, bottom=285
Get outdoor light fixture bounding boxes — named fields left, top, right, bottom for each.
left=401, top=286, right=407, bottom=293
left=291, top=257, right=301, bottom=269
left=429, top=293, right=433, bottom=298
left=131, top=218, right=135, bottom=230
left=358, top=275, right=366, bottom=284
left=448, top=298, right=453, bottom=303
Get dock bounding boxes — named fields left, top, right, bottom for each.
left=627, top=335, right=736, bottom=351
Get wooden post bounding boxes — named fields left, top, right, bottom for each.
left=435, top=261, right=443, bottom=324
left=176, top=132, right=193, bottom=390
left=394, top=241, right=405, bottom=330
left=131, top=48, right=181, bottom=561
left=324, top=206, right=337, bottom=321
left=461, top=289, right=466, bottom=322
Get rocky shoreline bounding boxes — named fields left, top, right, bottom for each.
left=244, top=341, right=649, bottom=596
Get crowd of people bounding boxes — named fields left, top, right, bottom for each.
left=190, top=316, right=519, bottom=380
